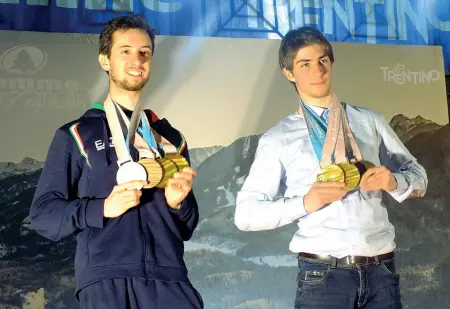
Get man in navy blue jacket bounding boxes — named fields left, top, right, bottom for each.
left=29, top=15, right=203, bottom=309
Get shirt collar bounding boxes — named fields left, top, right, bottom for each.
left=300, top=102, right=328, bottom=118
left=307, top=104, right=327, bottom=117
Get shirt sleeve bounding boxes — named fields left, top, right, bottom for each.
left=235, top=131, right=308, bottom=231
left=375, top=113, right=428, bottom=202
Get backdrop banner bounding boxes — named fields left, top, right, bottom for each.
left=1, top=0, right=449, bottom=72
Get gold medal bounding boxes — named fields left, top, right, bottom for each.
left=139, top=154, right=189, bottom=189
left=316, top=164, right=345, bottom=183
left=338, top=162, right=360, bottom=191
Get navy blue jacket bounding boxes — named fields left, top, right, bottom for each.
left=29, top=102, right=199, bottom=298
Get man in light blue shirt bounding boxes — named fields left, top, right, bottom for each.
left=234, top=27, right=427, bottom=309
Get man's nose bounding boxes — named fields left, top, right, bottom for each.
left=313, top=63, right=327, bottom=76
left=130, top=52, right=144, bottom=65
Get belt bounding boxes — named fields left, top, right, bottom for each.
left=297, top=252, right=395, bottom=267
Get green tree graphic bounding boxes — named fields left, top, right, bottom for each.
left=11, top=48, right=37, bottom=73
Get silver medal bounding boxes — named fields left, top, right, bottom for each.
left=116, top=161, right=147, bottom=189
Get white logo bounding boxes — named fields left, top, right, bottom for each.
left=95, top=138, right=114, bottom=151
left=0, top=45, right=48, bottom=76
left=380, top=64, right=440, bottom=85
left=95, top=140, right=105, bottom=151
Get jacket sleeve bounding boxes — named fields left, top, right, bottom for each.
left=166, top=134, right=199, bottom=241
left=29, top=127, right=105, bottom=241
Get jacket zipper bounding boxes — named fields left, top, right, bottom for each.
left=138, top=207, right=148, bottom=279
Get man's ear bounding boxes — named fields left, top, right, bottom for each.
left=282, top=68, right=295, bottom=83
left=98, top=54, right=110, bottom=72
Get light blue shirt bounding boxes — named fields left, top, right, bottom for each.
left=234, top=103, right=428, bottom=258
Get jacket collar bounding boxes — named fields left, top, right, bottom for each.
left=90, top=101, right=105, bottom=111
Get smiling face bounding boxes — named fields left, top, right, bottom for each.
left=99, top=28, right=153, bottom=93
left=282, top=43, right=333, bottom=104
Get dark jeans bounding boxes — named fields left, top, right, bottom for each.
left=294, top=257, right=402, bottom=309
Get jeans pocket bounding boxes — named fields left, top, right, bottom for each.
left=297, top=260, right=331, bottom=284
left=379, top=259, right=401, bottom=278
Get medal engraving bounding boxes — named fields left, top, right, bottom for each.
left=316, top=164, right=345, bottom=183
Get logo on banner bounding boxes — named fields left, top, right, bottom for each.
left=380, top=64, right=441, bottom=85
left=0, top=45, right=89, bottom=111
left=0, top=45, right=48, bottom=75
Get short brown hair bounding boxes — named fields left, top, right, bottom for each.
left=99, top=15, right=156, bottom=58
left=279, top=26, right=334, bottom=72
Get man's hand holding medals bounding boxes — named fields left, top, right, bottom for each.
left=164, top=166, right=197, bottom=209
left=103, top=165, right=197, bottom=218
left=359, top=165, right=398, bottom=192
left=102, top=95, right=196, bottom=218
left=303, top=182, right=347, bottom=213
left=104, top=180, right=146, bottom=218
left=300, top=93, right=398, bottom=214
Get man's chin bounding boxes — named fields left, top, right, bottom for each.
left=311, top=90, right=331, bottom=99
left=121, top=81, right=147, bottom=92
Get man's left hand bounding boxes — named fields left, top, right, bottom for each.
left=165, top=167, right=197, bottom=209
left=360, top=166, right=397, bottom=192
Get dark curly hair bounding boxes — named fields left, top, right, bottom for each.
left=99, top=15, right=156, bottom=58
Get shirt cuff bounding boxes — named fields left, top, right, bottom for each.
left=388, top=173, right=413, bottom=203
left=286, top=196, right=309, bottom=220
left=85, top=199, right=106, bottom=228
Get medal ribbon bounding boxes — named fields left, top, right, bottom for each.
left=127, top=104, right=178, bottom=156
left=103, top=95, right=177, bottom=167
left=300, top=102, right=328, bottom=162
left=122, top=100, right=160, bottom=158
left=297, top=92, right=362, bottom=168
left=342, top=108, right=362, bottom=162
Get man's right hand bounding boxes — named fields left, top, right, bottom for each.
left=303, top=182, right=347, bottom=213
left=104, top=180, right=147, bottom=218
